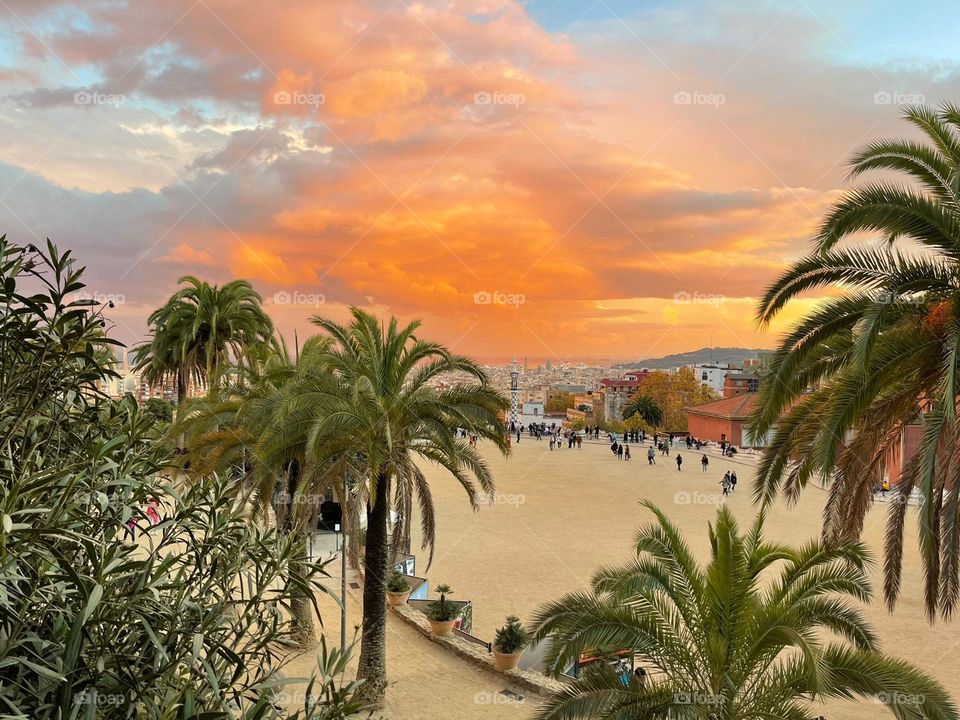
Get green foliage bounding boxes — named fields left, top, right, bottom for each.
left=387, top=569, right=410, bottom=593
left=426, top=584, right=456, bottom=622
left=132, top=274, right=275, bottom=409
left=634, top=368, right=717, bottom=431
left=751, top=102, right=960, bottom=619
left=545, top=392, right=575, bottom=413
left=144, top=397, right=175, bottom=423
left=0, top=238, right=365, bottom=719
left=622, top=394, right=663, bottom=427
left=530, top=501, right=958, bottom=720
left=178, top=306, right=510, bottom=705
left=493, top=615, right=528, bottom=655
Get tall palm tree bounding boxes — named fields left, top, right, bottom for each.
left=750, top=103, right=960, bottom=619
left=530, top=501, right=957, bottom=720
left=133, top=276, right=275, bottom=412
left=622, top=394, right=663, bottom=427
left=175, top=337, right=355, bottom=647
left=273, top=308, right=509, bottom=706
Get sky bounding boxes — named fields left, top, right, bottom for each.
left=1, top=0, right=959, bottom=362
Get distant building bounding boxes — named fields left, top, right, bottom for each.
left=555, top=384, right=587, bottom=394
left=689, top=363, right=729, bottom=394
left=599, top=370, right=651, bottom=421
left=521, top=401, right=544, bottom=420
left=685, top=394, right=761, bottom=446
left=723, top=370, right=762, bottom=398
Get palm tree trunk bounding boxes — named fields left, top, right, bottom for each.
left=283, top=461, right=317, bottom=648
left=176, top=369, right=187, bottom=418
left=357, top=472, right=391, bottom=707
left=176, top=369, right=187, bottom=447
left=290, top=539, right=318, bottom=648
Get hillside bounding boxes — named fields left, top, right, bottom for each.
left=613, top=347, right=767, bottom=370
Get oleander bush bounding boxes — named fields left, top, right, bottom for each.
left=0, top=238, right=365, bottom=719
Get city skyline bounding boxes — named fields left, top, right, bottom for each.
left=3, top=1, right=960, bottom=356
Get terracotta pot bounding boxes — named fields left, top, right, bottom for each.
left=428, top=618, right=456, bottom=637
left=493, top=649, right=523, bottom=671
left=386, top=589, right=410, bottom=607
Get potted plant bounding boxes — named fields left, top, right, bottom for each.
left=386, top=569, right=411, bottom=607
left=425, top=584, right=457, bottom=636
left=492, top=615, right=528, bottom=670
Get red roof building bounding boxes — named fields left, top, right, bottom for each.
left=685, top=394, right=760, bottom=446
left=599, top=371, right=651, bottom=421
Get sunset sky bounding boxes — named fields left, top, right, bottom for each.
left=2, top=0, right=958, bottom=361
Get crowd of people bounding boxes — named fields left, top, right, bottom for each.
left=508, top=420, right=584, bottom=448
left=503, top=421, right=742, bottom=496
left=603, top=430, right=740, bottom=496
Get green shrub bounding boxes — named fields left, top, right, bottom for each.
left=0, top=238, right=365, bottom=719
left=493, top=615, right=528, bottom=654
left=426, top=584, right=456, bottom=622
left=387, top=569, right=411, bottom=593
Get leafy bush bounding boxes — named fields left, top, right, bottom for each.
left=0, top=238, right=365, bottom=719
left=386, top=570, right=410, bottom=593
left=493, top=616, right=528, bottom=655
left=426, top=584, right=456, bottom=622
left=144, top=397, right=175, bottom=423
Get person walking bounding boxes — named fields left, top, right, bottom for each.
left=720, top=474, right=732, bottom=496
left=647, top=447, right=655, bottom=465
left=676, top=453, right=683, bottom=471
left=617, top=444, right=624, bottom=460
left=701, top=454, right=709, bottom=472
left=730, top=470, right=738, bottom=493
left=624, top=444, right=631, bottom=461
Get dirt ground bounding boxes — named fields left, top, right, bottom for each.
left=406, top=437, right=960, bottom=720
left=287, top=438, right=960, bottom=719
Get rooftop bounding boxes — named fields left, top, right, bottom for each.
left=684, top=393, right=758, bottom=420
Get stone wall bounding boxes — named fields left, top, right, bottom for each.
left=392, top=603, right=567, bottom=698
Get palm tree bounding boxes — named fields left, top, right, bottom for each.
left=133, top=276, right=275, bottom=412
left=175, top=337, right=355, bottom=647
left=274, top=308, right=509, bottom=706
left=622, top=394, right=663, bottom=427
left=750, top=103, right=960, bottom=619
left=529, top=501, right=957, bottom=720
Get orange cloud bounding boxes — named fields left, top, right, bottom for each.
left=1, top=0, right=918, bottom=359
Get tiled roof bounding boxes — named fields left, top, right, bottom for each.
left=600, top=379, right=640, bottom=388
left=684, top=393, right=758, bottom=420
